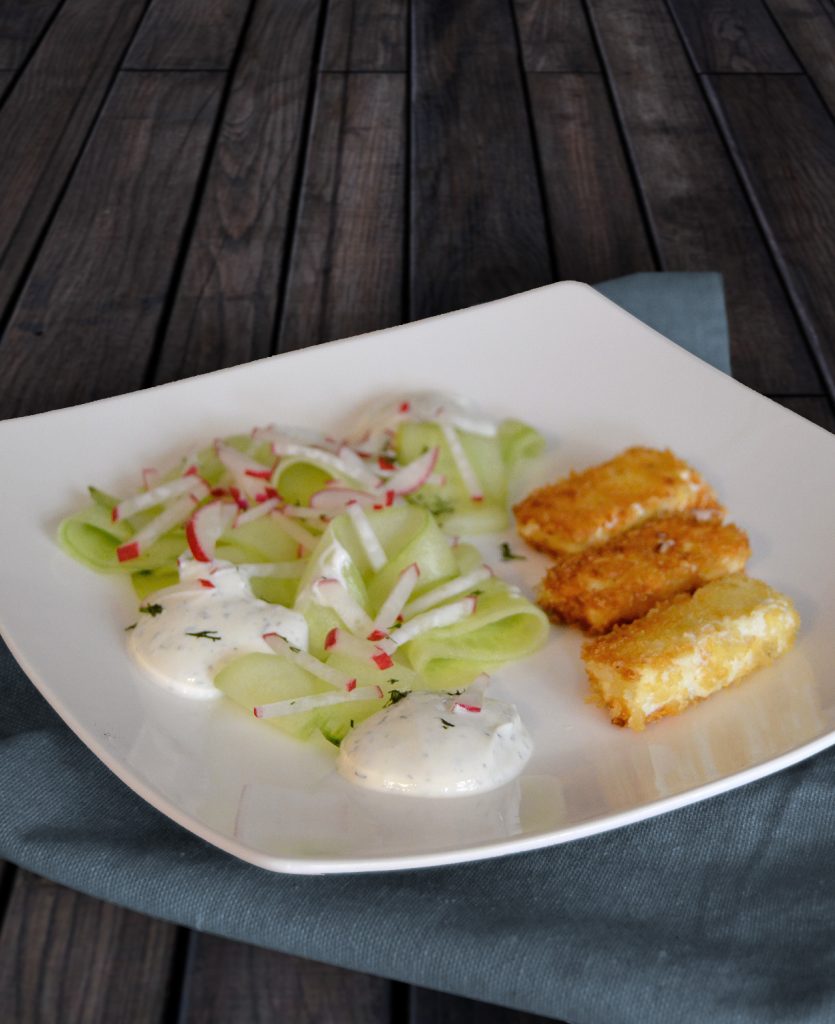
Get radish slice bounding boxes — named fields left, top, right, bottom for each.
left=309, top=486, right=381, bottom=512
left=451, top=674, right=490, bottom=713
left=382, top=447, right=440, bottom=496
left=116, top=488, right=206, bottom=562
left=311, top=578, right=374, bottom=635
left=267, top=510, right=317, bottom=553
left=262, top=632, right=354, bottom=690
left=440, top=424, right=483, bottom=501
left=252, top=425, right=337, bottom=451
left=272, top=441, right=374, bottom=487
left=345, top=501, right=387, bottom=572
left=337, top=444, right=380, bottom=489
left=215, top=442, right=274, bottom=500
left=186, top=501, right=237, bottom=562
left=254, top=684, right=383, bottom=719
left=112, top=474, right=203, bottom=523
left=373, top=563, right=420, bottom=631
left=382, top=595, right=477, bottom=649
left=234, top=497, right=280, bottom=526
left=280, top=504, right=331, bottom=521
left=324, top=628, right=394, bottom=670
left=402, top=566, right=491, bottom=618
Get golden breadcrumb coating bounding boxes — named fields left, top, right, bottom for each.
left=513, top=446, right=721, bottom=556
left=538, top=512, right=751, bottom=633
left=582, top=574, right=799, bottom=731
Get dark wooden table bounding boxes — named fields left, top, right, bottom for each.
left=1, top=0, right=833, bottom=1020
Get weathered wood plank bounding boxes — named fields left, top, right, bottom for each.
left=766, top=0, right=835, bottom=119
left=528, top=72, right=655, bottom=281
left=154, top=0, right=321, bottom=383
left=410, top=987, right=563, bottom=1024
left=706, top=74, right=835, bottom=399
left=586, top=0, right=819, bottom=394
left=0, top=0, right=63, bottom=71
left=773, top=395, right=835, bottom=432
left=0, top=71, right=223, bottom=418
left=0, top=871, right=178, bottom=1023
left=512, top=0, right=599, bottom=72
left=0, top=0, right=148, bottom=323
left=667, top=0, right=800, bottom=72
left=321, top=0, right=407, bottom=71
left=124, top=0, right=251, bottom=71
left=411, top=0, right=552, bottom=319
left=277, top=72, right=406, bottom=352
left=179, top=936, right=391, bottom=1023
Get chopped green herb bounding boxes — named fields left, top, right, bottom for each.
left=289, top=645, right=301, bottom=654
left=135, top=569, right=154, bottom=577
left=349, top=719, right=355, bottom=729
left=139, top=603, right=164, bottom=616
left=185, top=630, right=221, bottom=642
left=124, top=623, right=137, bottom=632
left=440, top=718, right=455, bottom=729
left=385, top=689, right=411, bottom=707
left=407, top=493, right=456, bottom=518
left=468, top=589, right=484, bottom=597
left=499, top=542, right=526, bottom=561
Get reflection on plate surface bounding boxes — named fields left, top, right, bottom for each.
left=1, top=282, right=834, bottom=873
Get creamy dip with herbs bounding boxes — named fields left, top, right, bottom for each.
left=337, top=690, right=533, bottom=796
left=128, top=563, right=308, bottom=699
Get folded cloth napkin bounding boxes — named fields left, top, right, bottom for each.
left=2, top=273, right=833, bottom=1024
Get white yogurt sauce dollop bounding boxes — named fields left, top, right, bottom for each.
left=337, top=690, right=533, bottom=796
left=128, top=562, right=308, bottom=699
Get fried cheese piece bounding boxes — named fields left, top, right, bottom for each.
left=538, top=512, right=751, bottom=633
left=513, top=447, right=721, bottom=556
left=582, top=574, right=799, bottom=731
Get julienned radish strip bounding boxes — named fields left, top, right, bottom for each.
left=337, top=444, right=380, bottom=489
left=381, top=447, right=439, bottom=496
left=440, top=424, right=483, bottom=501
left=234, top=561, right=306, bottom=579
left=186, top=501, right=237, bottom=562
left=451, top=674, right=490, bottom=713
left=402, top=565, right=492, bottom=618
left=112, top=474, right=203, bottom=523
left=280, top=504, right=331, bottom=521
left=381, top=595, right=477, bottom=650
left=215, top=442, right=274, bottom=500
left=272, top=441, right=375, bottom=488
left=252, top=424, right=336, bottom=451
left=309, top=486, right=382, bottom=512
left=345, top=501, right=387, bottom=572
left=254, top=684, right=384, bottom=719
left=267, top=509, right=317, bottom=553
left=324, top=627, right=394, bottom=670
left=234, top=497, right=280, bottom=526
left=262, top=632, right=356, bottom=690
left=116, top=487, right=207, bottom=562
left=373, top=563, right=420, bottom=631
left=312, top=578, right=374, bottom=635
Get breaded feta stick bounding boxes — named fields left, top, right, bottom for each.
left=582, top=574, right=799, bottom=731
left=513, top=446, right=721, bottom=556
left=538, top=512, right=751, bottom=633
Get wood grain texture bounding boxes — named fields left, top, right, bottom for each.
left=706, top=74, right=835, bottom=399
left=528, top=73, right=655, bottom=281
left=0, top=0, right=63, bottom=70
left=321, top=0, right=407, bottom=70
left=0, top=0, right=148, bottom=323
left=124, top=0, right=251, bottom=70
left=667, top=0, right=800, bottom=72
left=410, top=987, right=563, bottom=1024
left=155, top=0, right=321, bottom=383
left=278, top=72, right=406, bottom=351
left=766, top=0, right=835, bottom=119
left=0, top=871, right=178, bottom=1024
left=180, top=935, right=391, bottom=1023
left=586, top=0, right=819, bottom=394
left=411, top=0, right=552, bottom=319
left=512, top=0, right=599, bottom=72
left=0, top=71, right=223, bottom=418
left=773, top=395, right=835, bottom=432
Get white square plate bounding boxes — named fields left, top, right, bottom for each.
left=1, top=282, right=834, bottom=874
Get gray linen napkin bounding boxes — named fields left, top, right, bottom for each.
left=2, top=273, right=833, bottom=1024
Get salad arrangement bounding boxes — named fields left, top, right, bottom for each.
left=58, top=395, right=549, bottom=750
